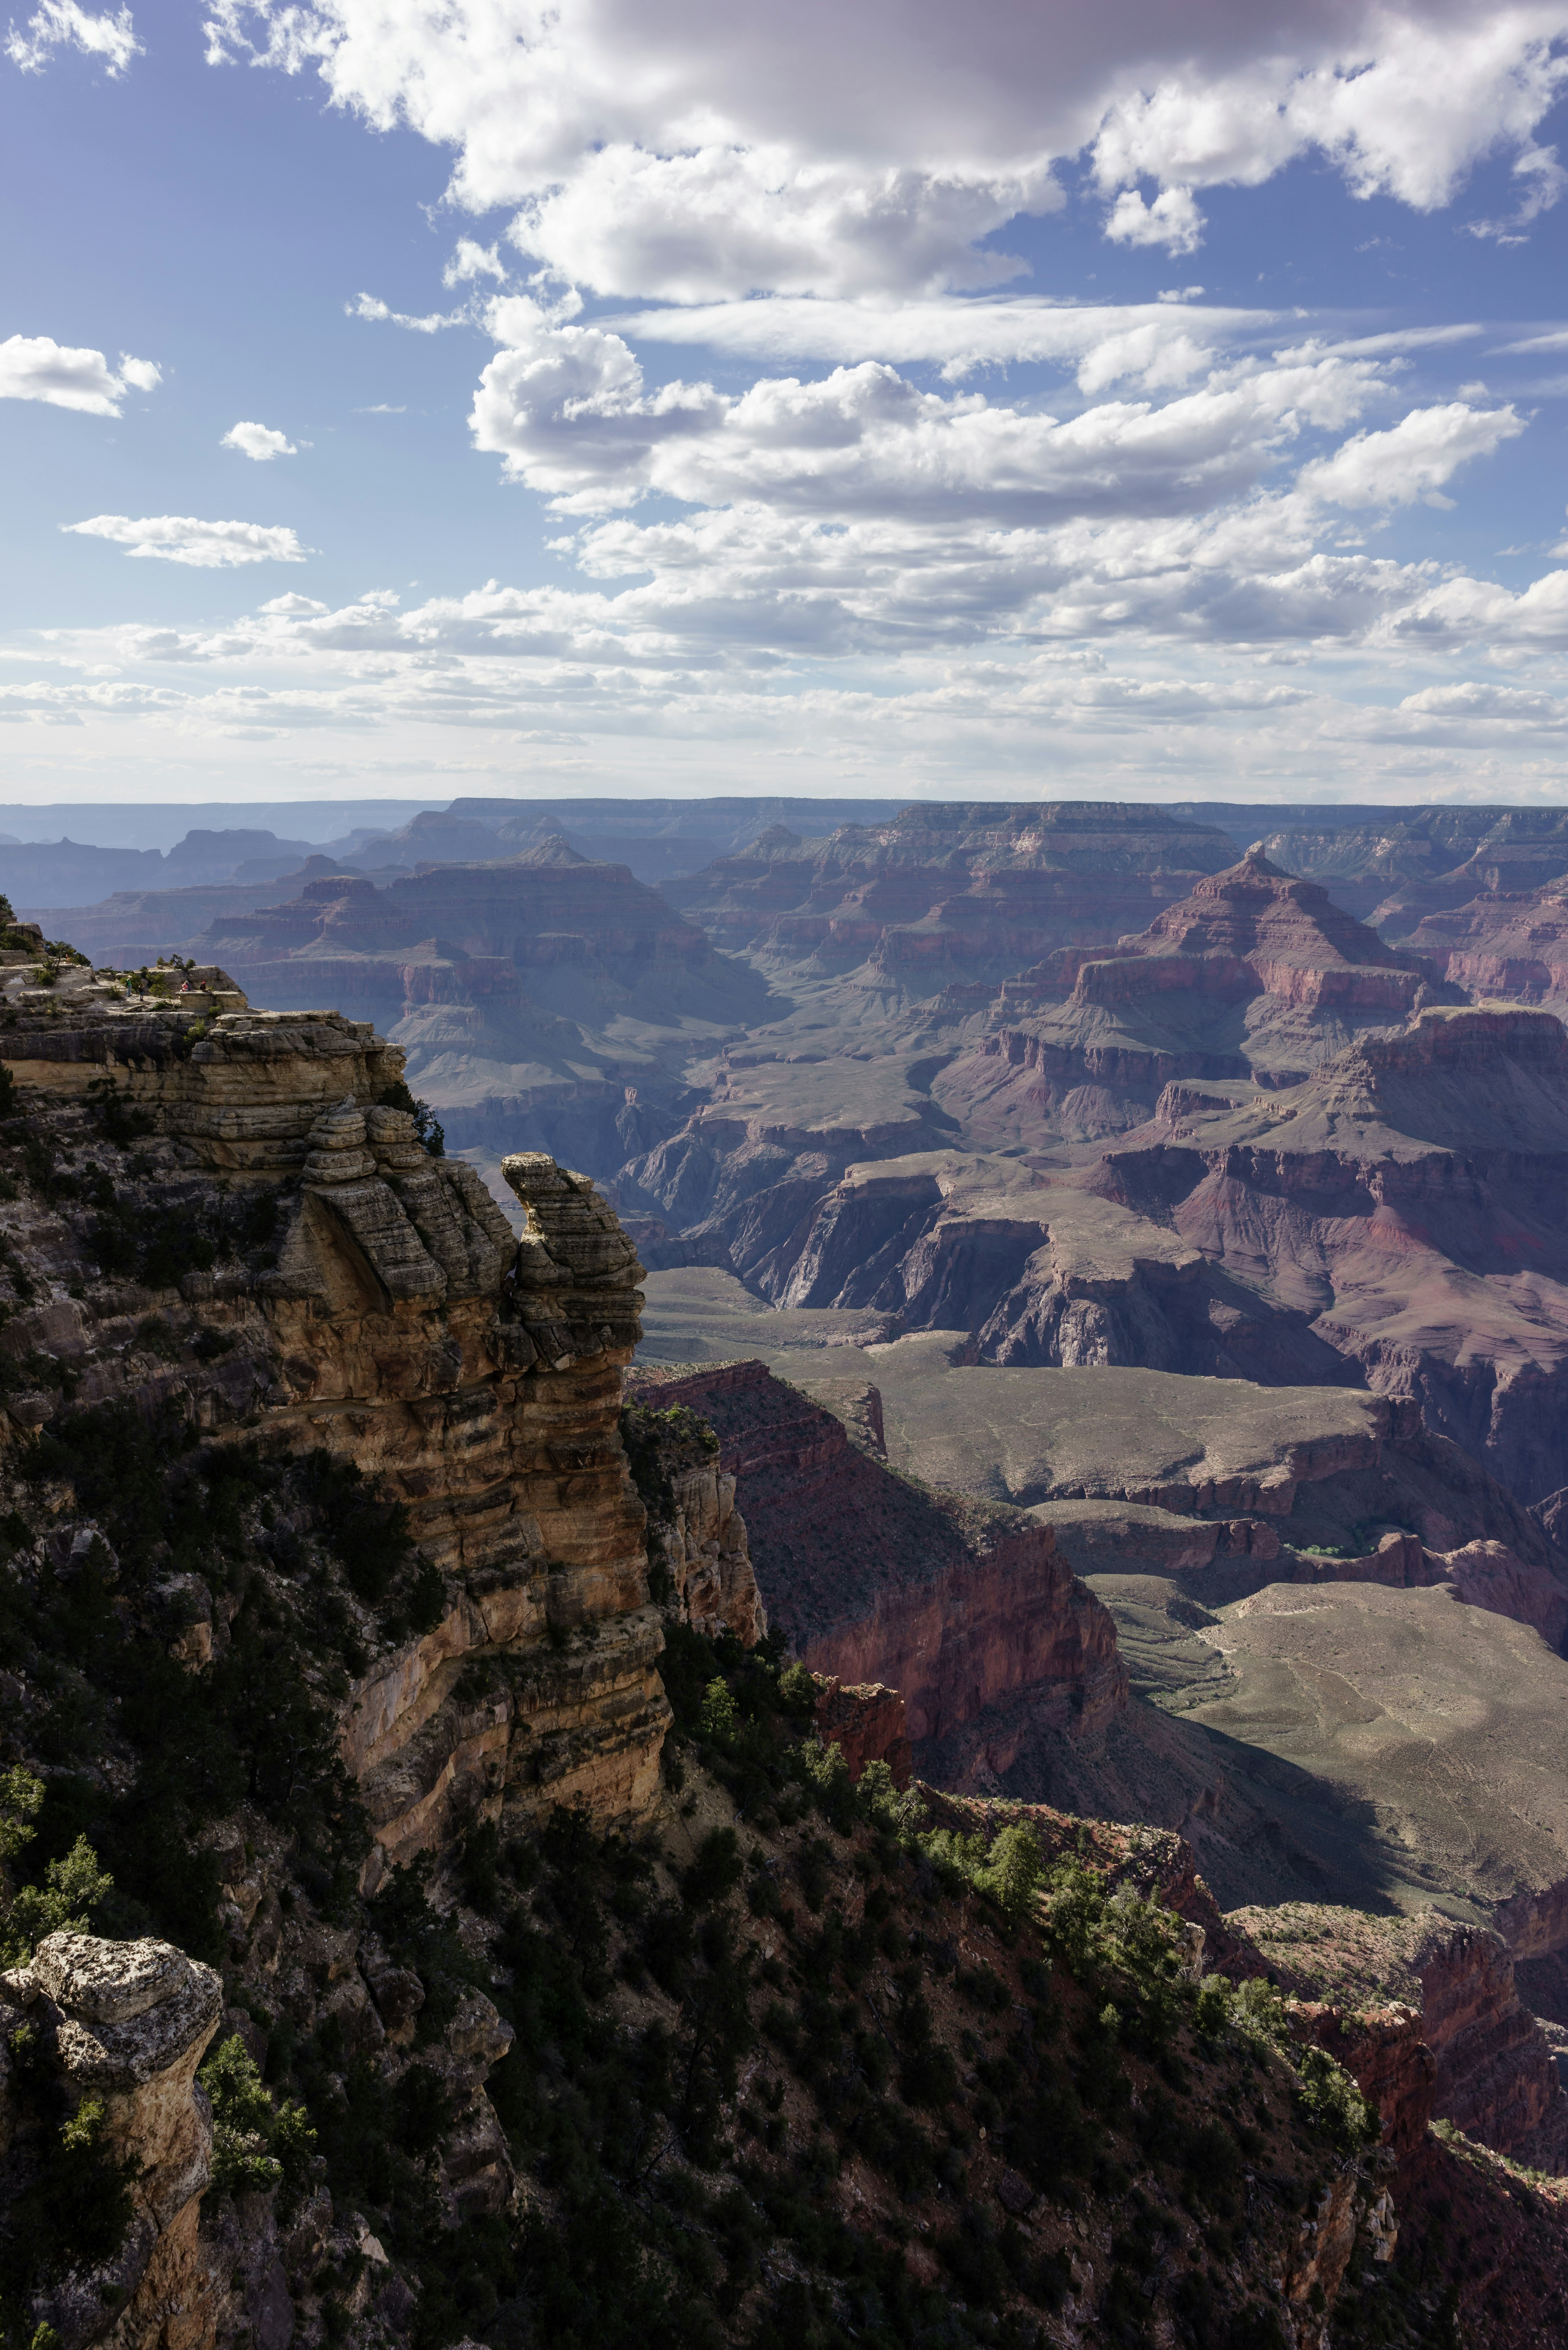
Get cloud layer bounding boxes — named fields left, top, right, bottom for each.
left=209, top=0, right=1568, bottom=289
left=62, top=514, right=309, bottom=565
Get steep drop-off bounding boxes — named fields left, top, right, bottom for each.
left=0, top=966, right=672, bottom=1874
left=624, top=1359, right=1128, bottom=1795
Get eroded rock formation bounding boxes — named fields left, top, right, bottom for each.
left=1, top=1931, right=223, bottom=2350
left=665, top=801, right=1239, bottom=974
left=0, top=976, right=672, bottom=1874
left=1233, top=1903, right=1568, bottom=2171
left=625, top=1359, right=1127, bottom=1795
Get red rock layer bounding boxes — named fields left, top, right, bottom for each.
left=666, top=803, right=1237, bottom=973
left=812, top=1677, right=913, bottom=1788
left=1398, top=888, right=1568, bottom=1003
left=625, top=1359, right=1127, bottom=1777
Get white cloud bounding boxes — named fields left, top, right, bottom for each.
left=62, top=514, right=309, bottom=565
left=1297, top=402, right=1524, bottom=510
left=206, top=1, right=1568, bottom=299
left=1088, top=10, right=1568, bottom=217
left=221, top=419, right=297, bottom=460
left=1398, top=680, right=1568, bottom=722
left=443, top=238, right=506, bottom=285
left=1490, top=325, right=1568, bottom=355
left=471, top=300, right=1445, bottom=531
left=5, top=0, right=137, bottom=74
left=0, top=333, right=160, bottom=414
left=348, top=291, right=466, bottom=332
left=1104, top=186, right=1205, bottom=255
left=607, top=294, right=1252, bottom=391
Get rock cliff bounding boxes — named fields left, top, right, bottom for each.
left=1231, top=1903, right=1568, bottom=2172
left=183, top=850, right=773, bottom=1172
left=932, top=849, right=1447, bottom=1150
left=624, top=1359, right=1127, bottom=1795
left=665, top=801, right=1239, bottom=975
left=1396, top=887, right=1568, bottom=1003
left=0, top=1931, right=223, bottom=2350
left=0, top=967, right=672, bottom=1876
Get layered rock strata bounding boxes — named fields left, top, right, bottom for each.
left=0, top=980, right=672, bottom=1873
left=665, top=802, right=1238, bottom=974
left=1395, top=886, right=1568, bottom=1002
left=625, top=1359, right=1127, bottom=1795
left=183, top=852, right=773, bottom=1172
left=1109, top=1005, right=1568, bottom=1503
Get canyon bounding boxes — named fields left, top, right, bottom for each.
left=17, top=802, right=1568, bottom=2342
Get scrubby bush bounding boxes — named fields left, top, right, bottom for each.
left=0, top=1765, right=113, bottom=1966
left=200, top=2034, right=317, bottom=2203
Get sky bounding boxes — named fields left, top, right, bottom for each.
left=5, top=0, right=1568, bottom=810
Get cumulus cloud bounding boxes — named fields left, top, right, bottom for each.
left=0, top=334, right=160, bottom=414
left=1297, top=402, right=1525, bottom=509
left=62, top=514, right=309, bottom=565
left=608, top=294, right=1247, bottom=391
left=1104, top=186, right=1205, bottom=254
left=444, top=238, right=506, bottom=286
left=206, top=0, right=1568, bottom=297
left=221, top=419, right=297, bottom=460
left=6, top=0, right=137, bottom=74
left=1398, top=680, right=1568, bottom=721
left=471, top=299, right=1477, bottom=532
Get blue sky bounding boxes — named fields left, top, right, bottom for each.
left=5, top=0, right=1568, bottom=809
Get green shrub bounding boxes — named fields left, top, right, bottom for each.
left=209, top=2035, right=317, bottom=2204
left=0, top=1767, right=113, bottom=1967
left=698, top=1678, right=737, bottom=1740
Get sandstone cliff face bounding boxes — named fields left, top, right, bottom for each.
left=625, top=1360, right=1127, bottom=1796
left=0, top=975, right=671, bottom=1875
left=810, top=1678, right=913, bottom=1788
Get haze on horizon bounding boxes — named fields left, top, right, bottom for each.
left=5, top=0, right=1568, bottom=812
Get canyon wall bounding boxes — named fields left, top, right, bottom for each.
left=1232, top=1902, right=1568, bottom=2172
left=0, top=974, right=673, bottom=1878
left=625, top=1359, right=1128, bottom=1793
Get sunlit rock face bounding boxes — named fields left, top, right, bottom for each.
left=0, top=982, right=672, bottom=1875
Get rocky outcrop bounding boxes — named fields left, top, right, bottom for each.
left=185, top=855, right=772, bottom=1162
left=1, top=1932, right=224, bottom=2350
left=1289, top=2001, right=1436, bottom=2180
left=0, top=975, right=672, bottom=1872
left=625, top=1360, right=1127, bottom=1795
left=620, top=1392, right=767, bottom=1642
left=927, top=850, right=1453, bottom=1162
left=755, top=1146, right=1357, bottom=1388
left=1106, top=1007, right=1568, bottom=1503
left=1230, top=1902, right=1568, bottom=2171
left=811, top=1678, right=912, bottom=1788
left=1396, top=885, right=1568, bottom=1003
